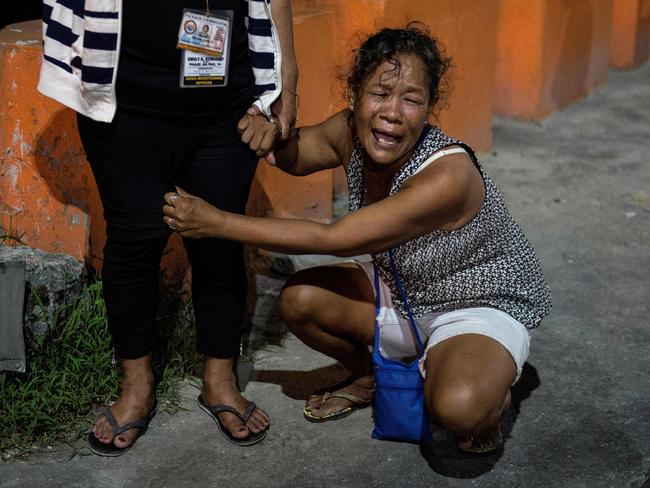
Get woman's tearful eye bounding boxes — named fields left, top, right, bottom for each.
left=405, top=97, right=424, bottom=105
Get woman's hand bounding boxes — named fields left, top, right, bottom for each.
left=162, top=187, right=223, bottom=239
left=237, top=108, right=280, bottom=164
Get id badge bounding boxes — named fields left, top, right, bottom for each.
left=177, top=9, right=232, bottom=56
left=178, top=10, right=233, bottom=88
left=180, top=50, right=229, bottom=87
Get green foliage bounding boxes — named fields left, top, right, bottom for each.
left=0, top=281, right=201, bottom=455
left=0, top=282, right=117, bottom=452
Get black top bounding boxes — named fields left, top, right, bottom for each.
left=116, top=0, right=254, bottom=121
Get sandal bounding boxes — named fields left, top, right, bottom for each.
left=303, top=391, right=372, bottom=423
left=87, top=401, right=157, bottom=457
left=198, top=395, right=267, bottom=446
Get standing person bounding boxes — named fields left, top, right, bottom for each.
left=38, top=0, right=298, bottom=454
left=163, top=25, right=552, bottom=453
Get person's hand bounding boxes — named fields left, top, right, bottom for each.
left=237, top=109, right=279, bottom=165
left=162, top=187, right=222, bottom=239
left=270, top=88, right=297, bottom=141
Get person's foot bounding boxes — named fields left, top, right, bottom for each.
left=202, top=357, right=270, bottom=440
left=90, top=357, right=156, bottom=450
left=455, top=423, right=503, bottom=454
left=455, top=389, right=511, bottom=454
left=304, top=375, right=374, bottom=421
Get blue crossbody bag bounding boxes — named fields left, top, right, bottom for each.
left=370, top=250, right=432, bottom=444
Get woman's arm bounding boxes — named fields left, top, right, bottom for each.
left=238, top=109, right=352, bottom=176
left=162, top=151, right=485, bottom=256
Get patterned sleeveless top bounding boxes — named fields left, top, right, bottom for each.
left=347, top=125, right=552, bottom=328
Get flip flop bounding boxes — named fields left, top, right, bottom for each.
left=197, top=395, right=267, bottom=446
left=303, top=391, right=372, bottom=423
left=87, top=401, right=157, bottom=457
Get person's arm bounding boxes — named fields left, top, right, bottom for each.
left=270, top=0, right=298, bottom=140
left=239, top=109, right=351, bottom=175
left=237, top=0, right=297, bottom=157
left=162, top=151, right=485, bottom=256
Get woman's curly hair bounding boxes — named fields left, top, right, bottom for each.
left=347, top=23, right=451, bottom=110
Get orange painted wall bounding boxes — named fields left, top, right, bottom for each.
left=494, top=0, right=614, bottom=120
left=610, top=0, right=650, bottom=68
left=0, top=22, right=103, bottom=269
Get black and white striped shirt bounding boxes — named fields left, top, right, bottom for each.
left=38, top=0, right=282, bottom=122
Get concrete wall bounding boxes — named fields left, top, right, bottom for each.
left=494, top=0, right=614, bottom=120
left=0, top=22, right=103, bottom=268
left=610, top=0, right=650, bottom=69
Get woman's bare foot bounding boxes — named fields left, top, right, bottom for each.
left=90, top=356, right=156, bottom=449
left=202, top=357, right=270, bottom=439
left=455, top=389, right=511, bottom=454
left=456, top=423, right=504, bottom=454
left=304, top=375, right=375, bottom=421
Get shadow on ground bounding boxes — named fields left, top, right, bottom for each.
left=251, top=363, right=349, bottom=400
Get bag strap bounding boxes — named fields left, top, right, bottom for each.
left=371, top=251, right=425, bottom=355
left=372, top=265, right=382, bottom=352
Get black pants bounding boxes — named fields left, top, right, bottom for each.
left=77, top=110, right=258, bottom=359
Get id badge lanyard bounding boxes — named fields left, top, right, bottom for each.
left=177, top=1, right=233, bottom=87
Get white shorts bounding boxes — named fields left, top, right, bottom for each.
left=357, top=262, right=531, bottom=383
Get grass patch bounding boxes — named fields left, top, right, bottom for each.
left=0, top=281, right=117, bottom=453
left=152, top=291, right=202, bottom=413
left=0, top=281, right=201, bottom=457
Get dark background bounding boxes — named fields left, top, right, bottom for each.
left=1, top=1, right=42, bottom=30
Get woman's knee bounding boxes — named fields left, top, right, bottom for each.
left=277, top=272, right=322, bottom=327
left=426, top=383, right=502, bottom=435
left=277, top=264, right=374, bottom=339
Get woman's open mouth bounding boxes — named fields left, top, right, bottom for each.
left=371, top=129, right=401, bottom=148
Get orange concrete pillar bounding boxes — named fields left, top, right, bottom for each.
left=610, top=0, right=650, bottom=69
left=0, top=22, right=102, bottom=268
left=494, top=0, right=613, bottom=120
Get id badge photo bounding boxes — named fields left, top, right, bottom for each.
left=177, top=9, right=233, bottom=88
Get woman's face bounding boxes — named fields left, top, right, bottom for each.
left=353, top=53, right=431, bottom=168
